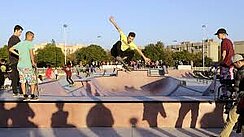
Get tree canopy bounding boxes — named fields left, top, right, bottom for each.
left=36, top=43, right=64, bottom=67
left=75, top=44, right=109, bottom=64
left=0, top=45, right=9, bottom=62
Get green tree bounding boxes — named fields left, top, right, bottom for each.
left=0, top=45, right=9, bottom=62
left=75, top=44, right=109, bottom=64
left=67, top=53, right=76, bottom=64
left=132, top=51, right=142, bottom=61
left=191, top=52, right=213, bottom=67
left=143, top=41, right=165, bottom=61
left=192, top=52, right=203, bottom=67
left=36, top=43, right=64, bottom=67
left=172, top=50, right=194, bottom=65
left=163, top=48, right=174, bottom=66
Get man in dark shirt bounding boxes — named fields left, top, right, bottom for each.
left=0, top=59, right=5, bottom=89
left=7, top=25, right=23, bottom=96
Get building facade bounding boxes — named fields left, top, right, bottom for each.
left=234, top=41, right=244, bottom=54
left=167, top=39, right=219, bottom=62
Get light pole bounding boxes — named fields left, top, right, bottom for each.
left=52, top=39, right=57, bottom=67
left=202, top=25, right=207, bottom=70
left=63, top=24, right=68, bottom=65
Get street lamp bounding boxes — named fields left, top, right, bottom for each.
left=63, top=24, right=68, bottom=65
left=202, top=25, right=207, bottom=70
left=52, top=39, right=57, bottom=67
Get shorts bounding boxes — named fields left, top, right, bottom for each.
left=220, top=66, right=234, bottom=80
left=17, top=67, right=37, bottom=85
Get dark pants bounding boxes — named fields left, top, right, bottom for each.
left=0, top=73, right=4, bottom=88
left=111, top=41, right=135, bottom=64
left=66, top=75, right=74, bottom=85
left=10, top=63, right=21, bottom=94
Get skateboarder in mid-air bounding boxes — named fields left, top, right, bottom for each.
left=109, top=16, right=151, bottom=71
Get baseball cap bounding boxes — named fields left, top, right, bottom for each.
left=214, top=28, right=228, bottom=35
left=232, top=54, right=244, bottom=63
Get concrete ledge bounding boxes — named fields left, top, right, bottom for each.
left=1, top=128, right=242, bottom=137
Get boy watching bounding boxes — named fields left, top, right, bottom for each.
left=9, top=31, right=37, bottom=100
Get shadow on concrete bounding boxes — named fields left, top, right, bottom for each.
left=51, top=103, right=75, bottom=128
left=142, top=103, right=167, bottom=127
left=193, top=128, right=217, bottom=136
left=85, top=82, right=92, bottom=95
left=177, top=128, right=202, bottom=137
left=130, top=117, right=161, bottom=137
left=8, top=103, right=43, bottom=137
left=140, top=77, right=179, bottom=96
left=200, top=103, right=225, bottom=128
left=9, top=103, right=37, bottom=128
left=51, top=103, right=88, bottom=137
left=153, top=128, right=178, bottom=137
left=175, top=102, right=200, bottom=128
left=86, top=103, right=121, bottom=136
left=0, top=103, right=9, bottom=127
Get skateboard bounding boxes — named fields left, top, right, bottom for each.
left=116, top=57, right=132, bottom=72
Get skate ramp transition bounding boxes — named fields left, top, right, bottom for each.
left=0, top=70, right=227, bottom=128
left=91, top=70, right=181, bottom=96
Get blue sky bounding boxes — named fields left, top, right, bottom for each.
left=0, top=0, right=244, bottom=49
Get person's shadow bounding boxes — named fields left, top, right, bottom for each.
left=86, top=103, right=121, bottom=137
left=9, top=103, right=37, bottom=128
left=142, top=103, right=167, bottom=127
left=175, top=102, right=200, bottom=128
left=200, top=103, right=225, bottom=127
left=51, top=103, right=75, bottom=128
left=0, top=103, right=9, bottom=127
left=85, top=81, right=92, bottom=96
left=51, top=103, right=89, bottom=137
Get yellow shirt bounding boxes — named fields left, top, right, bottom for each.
left=119, top=31, right=138, bottom=51
left=0, top=65, right=6, bottom=72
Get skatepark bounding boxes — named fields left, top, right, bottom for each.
left=0, top=68, right=241, bottom=137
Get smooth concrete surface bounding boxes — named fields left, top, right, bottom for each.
left=0, top=128, right=241, bottom=137
left=0, top=102, right=227, bottom=128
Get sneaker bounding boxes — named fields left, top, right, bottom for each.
left=18, top=94, right=24, bottom=98
left=69, top=84, right=75, bottom=87
left=30, top=94, right=35, bottom=99
left=23, top=94, right=29, bottom=101
left=30, top=94, right=39, bottom=101
left=13, top=93, right=21, bottom=98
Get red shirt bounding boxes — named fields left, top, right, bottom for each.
left=221, top=38, right=234, bottom=67
left=63, top=65, right=72, bottom=76
left=45, top=68, right=53, bottom=79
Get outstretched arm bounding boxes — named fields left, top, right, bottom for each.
left=135, top=48, right=151, bottom=63
left=109, top=16, right=122, bottom=32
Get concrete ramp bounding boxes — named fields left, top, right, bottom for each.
left=89, top=71, right=181, bottom=96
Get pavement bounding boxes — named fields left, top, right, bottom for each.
left=0, top=128, right=242, bottom=137
left=0, top=70, right=241, bottom=137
